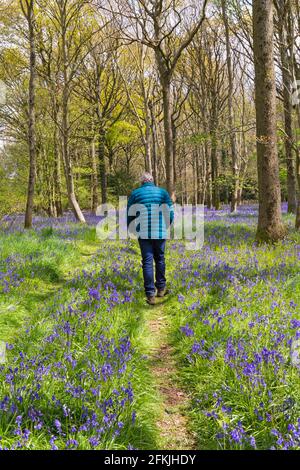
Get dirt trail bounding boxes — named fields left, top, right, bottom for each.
left=147, top=302, right=196, bottom=450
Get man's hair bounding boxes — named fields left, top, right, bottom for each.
left=140, top=172, right=154, bottom=184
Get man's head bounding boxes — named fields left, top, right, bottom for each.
left=140, top=172, right=154, bottom=184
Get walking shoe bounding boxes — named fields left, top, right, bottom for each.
left=156, top=288, right=169, bottom=298
left=146, top=296, right=156, bottom=305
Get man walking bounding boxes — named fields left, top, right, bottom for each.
left=127, top=173, right=174, bottom=305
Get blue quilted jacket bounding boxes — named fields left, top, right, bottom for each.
left=127, top=182, right=174, bottom=239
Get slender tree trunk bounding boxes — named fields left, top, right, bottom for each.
left=183, top=152, right=187, bottom=204
left=149, top=100, right=158, bottom=185
left=221, top=0, right=239, bottom=213
left=161, top=78, right=174, bottom=193
left=152, top=133, right=158, bottom=186
left=289, top=7, right=300, bottom=228
left=282, top=99, right=297, bottom=213
left=24, top=0, right=37, bottom=229
left=237, top=154, right=248, bottom=206
left=144, top=110, right=152, bottom=174
left=91, top=138, right=99, bottom=213
left=196, top=149, right=201, bottom=204
left=53, top=125, right=63, bottom=216
left=107, top=143, right=114, bottom=173
left=237, top=78, right=249, bottom=206
left=295, top=145, right=300, bottom=229
left=211, top=129, right=220, bottom=209
left=201, top=147, right=206, bottom=204
left=60, top=1, right=85, bottom=223
left=126, top=153, right=131, bottom=176
left=210, top=97, right=220, bottom=209
left=202, top=120, right=210, bottom=207
left=253, top=0, right=285, bottom=242
left=294, top=76, right=300, bottom=229
left=61, top=86, right=85, bottom=222
left=144, top=135, right=152, bottom=174
left=45, top=149, right=56, bottom=217
left=98, top=125, right=107, bottom=204
left=278, top=21, right=297, bottom=213
left=206, top=140, right=213, bottom=209
left=192, top=160, right=196, bottom=205
left=172, top=117, right=177, bottom=185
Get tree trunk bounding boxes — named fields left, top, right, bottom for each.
left=98, top=125, right=107, bottom=204
left=183, top=152, right=187, bottom=204
left=290, top=9, right=300, bottom=228
left=206, top=140, right=213, bottom=209
left=237, top=79, right=250, bottom=206
left=294, top=77, right=300, bottom=229
left=196, top=149, right=201, bottom=204
left=161, top=78, right=174, bottom=193
left=282, top=98, right=297, bottom=214
left=24, top=0, right=37, bottom=229
left=144, top=134, right=152, bottom=174
left=149, top=100, right=158, bottom=185
left=221, top=0, right=239, bottom=213
left=295, top=145, right=300, bottom=229
left=278, top=20, right=297, bottom=213
left=61, top=86, right=85, bottom=223
left=211, top=129, right=220, bottom=209
left=172, top=116, right=177, bottom=185
left=53, top=125, right=63, bottom=216
left=91, top=138, right=99, bottom=213
left=236, top=136, right=248, bottom=206
left=192, top=160, right=196, bottom=205
left=144, top=111, right=153, bottom=174
left=60, top=1, right=85, bottom=223
left=43, top=146, right=56, bottom=217
left=253, top=0, right=285, bottom=242
left=201, top=146, right=207, bottom=204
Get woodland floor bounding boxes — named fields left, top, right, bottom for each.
left=1, top=209, right=300, bottom=450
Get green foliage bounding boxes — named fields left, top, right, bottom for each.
left=0, top=160, right=26, bottom=218
left=106, top=121, right=140, bottom=147
left=185, top=132, right=210, bottom=145
left=279, top=167, right=288, bottom=200
left=108, top=171, right=137, bottom=197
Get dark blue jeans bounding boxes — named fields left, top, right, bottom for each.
left=138, top=239, right=166, bottom=297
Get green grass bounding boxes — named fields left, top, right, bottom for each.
left=165, top=221, right=300, bottom=449
left=0, top=229, right=97, bottom=344
left=1, top=215, right=300, bottom=450
left=0, top=228, right=160, bottom=449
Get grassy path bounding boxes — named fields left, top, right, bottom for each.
left=143, top=298, right=195, bottom=450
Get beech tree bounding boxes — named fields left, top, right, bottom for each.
left=274, top=0, right=297, bottom=214
left=105, top=0, right=208, bottom=195
left=78, top=33, right=124, bottom=205
left=253, top=0, right=285, bottom=242
left=21, top=0, right=37, bottom=229
left=291, top=0, right=300, bottom=228
left=221, top=0, right=239, bottom=213
left=118, top=43, right=156, bottom=175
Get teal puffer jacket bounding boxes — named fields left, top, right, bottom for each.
left=127, top=182, right=174, bottom=239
